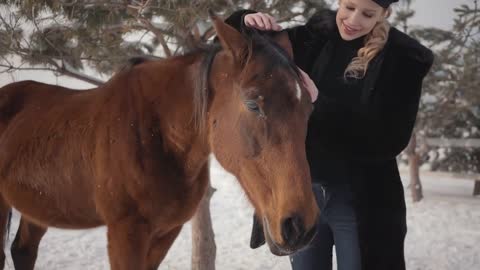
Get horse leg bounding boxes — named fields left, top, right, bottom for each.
left=146, top=226, right=182, bottom=270
left=10, top=217, right=47, bottom=270
left=106, top=217, right=150, bottom=270
left=0, top=196, right=11, bottom=270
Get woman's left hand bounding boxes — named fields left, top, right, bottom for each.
left=298, top=68, right=318, bottom=103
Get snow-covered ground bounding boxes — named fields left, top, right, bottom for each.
left=3, top=159, right=480, bottom=270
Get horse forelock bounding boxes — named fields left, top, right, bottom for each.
left=247, top=32, right=301, bottom=80
left=239, top=32, right=302, bottom=104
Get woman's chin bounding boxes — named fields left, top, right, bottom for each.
left=339, top=30, right=362, bottom=41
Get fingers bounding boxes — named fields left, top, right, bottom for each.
left=244, top=14, right=257, bottom=28
left=298, top=68, right=319, bottom=103
left=260, top=14, right=272, bottom=30
left=253, top=14, right=266, bottom=28
left=244, top=13, right=282, bottom=31
left=266, top=14, right=283, bottom=31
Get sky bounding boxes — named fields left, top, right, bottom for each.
left=408, top=0, right=472, bottom=29
left=0, top=0, right=474, bottom=87
left=325, top=0, right=471, bottom=29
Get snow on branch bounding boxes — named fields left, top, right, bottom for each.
left=425, top=138, right=480, bottom=148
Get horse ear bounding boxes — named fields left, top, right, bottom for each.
left=250, top=213, right=266, bottom=249
left=270, top=31, right=294, bottom=60
left=210, top=12, right=248, bottom=62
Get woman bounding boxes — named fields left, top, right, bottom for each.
left=224, top=0, right=434, bottom=269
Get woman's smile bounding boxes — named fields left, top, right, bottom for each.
left=342, top=21, right=361, bottom=36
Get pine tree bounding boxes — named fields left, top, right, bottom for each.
left=0, top=0, right=327, bottom=84
left=411, top=0, right=480, bottom=174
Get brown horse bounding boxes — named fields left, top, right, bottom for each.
left=0, top=16, right=318, bottom=270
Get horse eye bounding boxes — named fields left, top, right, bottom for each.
left=245, top=100, right=260, bottom=113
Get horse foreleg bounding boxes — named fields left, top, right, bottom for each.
left=146, top=226, right=182, bottom=270
left=106, top=217, right=150, bottom=270
left=0, top=196, right=11, bottom=270
left=10, top=217, right=47, bottom=270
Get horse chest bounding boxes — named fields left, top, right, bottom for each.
left=98, top=160, right=208, bottom=227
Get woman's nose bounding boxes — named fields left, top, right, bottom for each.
left=348, top=12, right=362, bottom=26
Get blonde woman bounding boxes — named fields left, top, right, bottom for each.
left=225, top=0, right=433, bottom=269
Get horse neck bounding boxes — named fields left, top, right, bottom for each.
left=107, top=52, right=213, bottom=179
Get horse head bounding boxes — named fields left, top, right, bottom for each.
left=207, top=16, right=319, bottom=256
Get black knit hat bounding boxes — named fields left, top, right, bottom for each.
left=372, top=0, right=398, bottom=8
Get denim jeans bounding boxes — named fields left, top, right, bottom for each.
left=289, top=183, right=361, bottom=270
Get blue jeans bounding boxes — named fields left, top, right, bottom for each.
left=290, top=183, right=361, bottom=270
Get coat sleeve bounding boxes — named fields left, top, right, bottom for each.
left=349, top=44, right=434, bottom=161
left=223, top=10, right=321, bottom=71
left=223, top=9, right=258, bottom=33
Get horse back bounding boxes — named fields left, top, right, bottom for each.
left=0, top=80, right=104, bottom=228
left=0, top=80, right=97, bottom=125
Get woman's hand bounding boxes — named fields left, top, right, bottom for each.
left=244, top=12, right=282, bottom=31
left=298, top=68, right=318, bottom=103
left=244, top=14, right=316, bottom=102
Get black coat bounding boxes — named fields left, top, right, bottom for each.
left=226, top=9, right=434, bottom=270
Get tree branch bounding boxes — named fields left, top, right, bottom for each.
left=139, top=18, right=172, bottom=57
left=0, top=62, right=104, bottom=86
left=59, top=61, right=105, bottom=86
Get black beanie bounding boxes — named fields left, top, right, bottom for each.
left=372, top=0, right=398, bottom=8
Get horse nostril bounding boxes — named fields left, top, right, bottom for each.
left=281, top=214, right=305, bottom=246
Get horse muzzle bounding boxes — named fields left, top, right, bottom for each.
left=263, top=215, right=317, bottom=256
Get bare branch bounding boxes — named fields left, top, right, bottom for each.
left=60, top=61, right=104, bottom=85
left=0, top=62, right=104, bottom=86
left=139, top=18, right=172, bottom=57
left=0, top=63, right=58, bottom=73
left=277, top=12, right=305, bottom=23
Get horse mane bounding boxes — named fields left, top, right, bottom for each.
left=192, top=43, right=222, bottom=135
left=121, top=55, right=162, bottom=71
left=128, top=56, right=153, bottom=67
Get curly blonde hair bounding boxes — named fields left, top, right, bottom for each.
left=344, top=7, right=392, bottom=79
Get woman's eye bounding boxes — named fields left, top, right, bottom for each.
left=364, top=13, right=374, bottom=18
left=346, top=6, right=355, bottom=11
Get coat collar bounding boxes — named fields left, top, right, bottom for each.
left=307, top=8, right=433, bottom=106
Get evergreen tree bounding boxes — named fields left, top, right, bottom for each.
left=0, top=0, right=327, bottom=83
left=412, top=0, right=480, bottom=174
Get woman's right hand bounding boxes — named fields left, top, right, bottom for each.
left=244, top=12, right=282, bottom=31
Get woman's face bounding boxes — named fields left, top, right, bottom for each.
left=336, top=0, right=386, bottom=41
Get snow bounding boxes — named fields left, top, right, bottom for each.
left=2, top=158, right=480, bottom=270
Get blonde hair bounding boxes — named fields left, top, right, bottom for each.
left=344, top=7, right=392, bottom=79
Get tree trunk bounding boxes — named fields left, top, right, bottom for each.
left=191, top=180, right=217, bottom=270
left=405, top=133, right=423, bottom=202
left=473, top=179, right=480, bottom=196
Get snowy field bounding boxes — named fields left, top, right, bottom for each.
left=3, top=158, right=480, bottom=270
